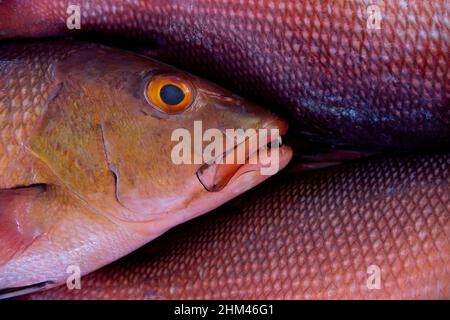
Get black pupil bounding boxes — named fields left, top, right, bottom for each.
left=160, top=84, right=185, bottom=106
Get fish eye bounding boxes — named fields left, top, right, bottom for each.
left=145, top=74, right=194, bottom=114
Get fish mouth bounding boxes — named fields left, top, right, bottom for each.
left=196, top=119, right=290, bottom=192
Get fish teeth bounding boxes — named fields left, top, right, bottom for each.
left=277, top=136, right=282, bottom=146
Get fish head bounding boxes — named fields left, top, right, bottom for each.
left=30, top=44, right=292, bottom=234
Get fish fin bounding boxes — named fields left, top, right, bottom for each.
left=0, top=281, right=55, bottom=300
left=0, top=185, right=47, bottom=266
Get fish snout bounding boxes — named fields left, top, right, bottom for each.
left=201, top=89, right=288, bottom=132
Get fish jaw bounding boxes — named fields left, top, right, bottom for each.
left=196, top=118, right=289, bottom=192
left=121, top=145, right=293, bottom=238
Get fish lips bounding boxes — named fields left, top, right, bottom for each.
left=197, top=121, right=290, bottom=192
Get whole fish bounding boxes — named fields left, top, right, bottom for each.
left=0, top=40, right=292, bottom=298
left=26, top=153, right=449, bottom=300
left=0, top=0, right=449, bottom=148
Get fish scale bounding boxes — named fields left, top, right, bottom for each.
left=0, top=46, right=57, bottom=188
left=0, top=0, right=448, bottom=147
left=27, top=153, right=449, bottom=299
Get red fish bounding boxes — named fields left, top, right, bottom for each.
left=0, top=0, right=449, bottom=148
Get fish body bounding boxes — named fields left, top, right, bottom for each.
left=27, top=153, right=450, bottom=300
left=0, top=0, right=449, bottom=148
left=0, top=41, right=291, bottom=296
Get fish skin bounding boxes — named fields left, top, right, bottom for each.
left=0, top=0, right=449, bottom=148
left=26, top=152, right=450, bottom=300
left=0, top=40, right=291, bottom=294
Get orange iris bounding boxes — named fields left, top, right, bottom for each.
left=146, top=74, right=194, bottom=114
